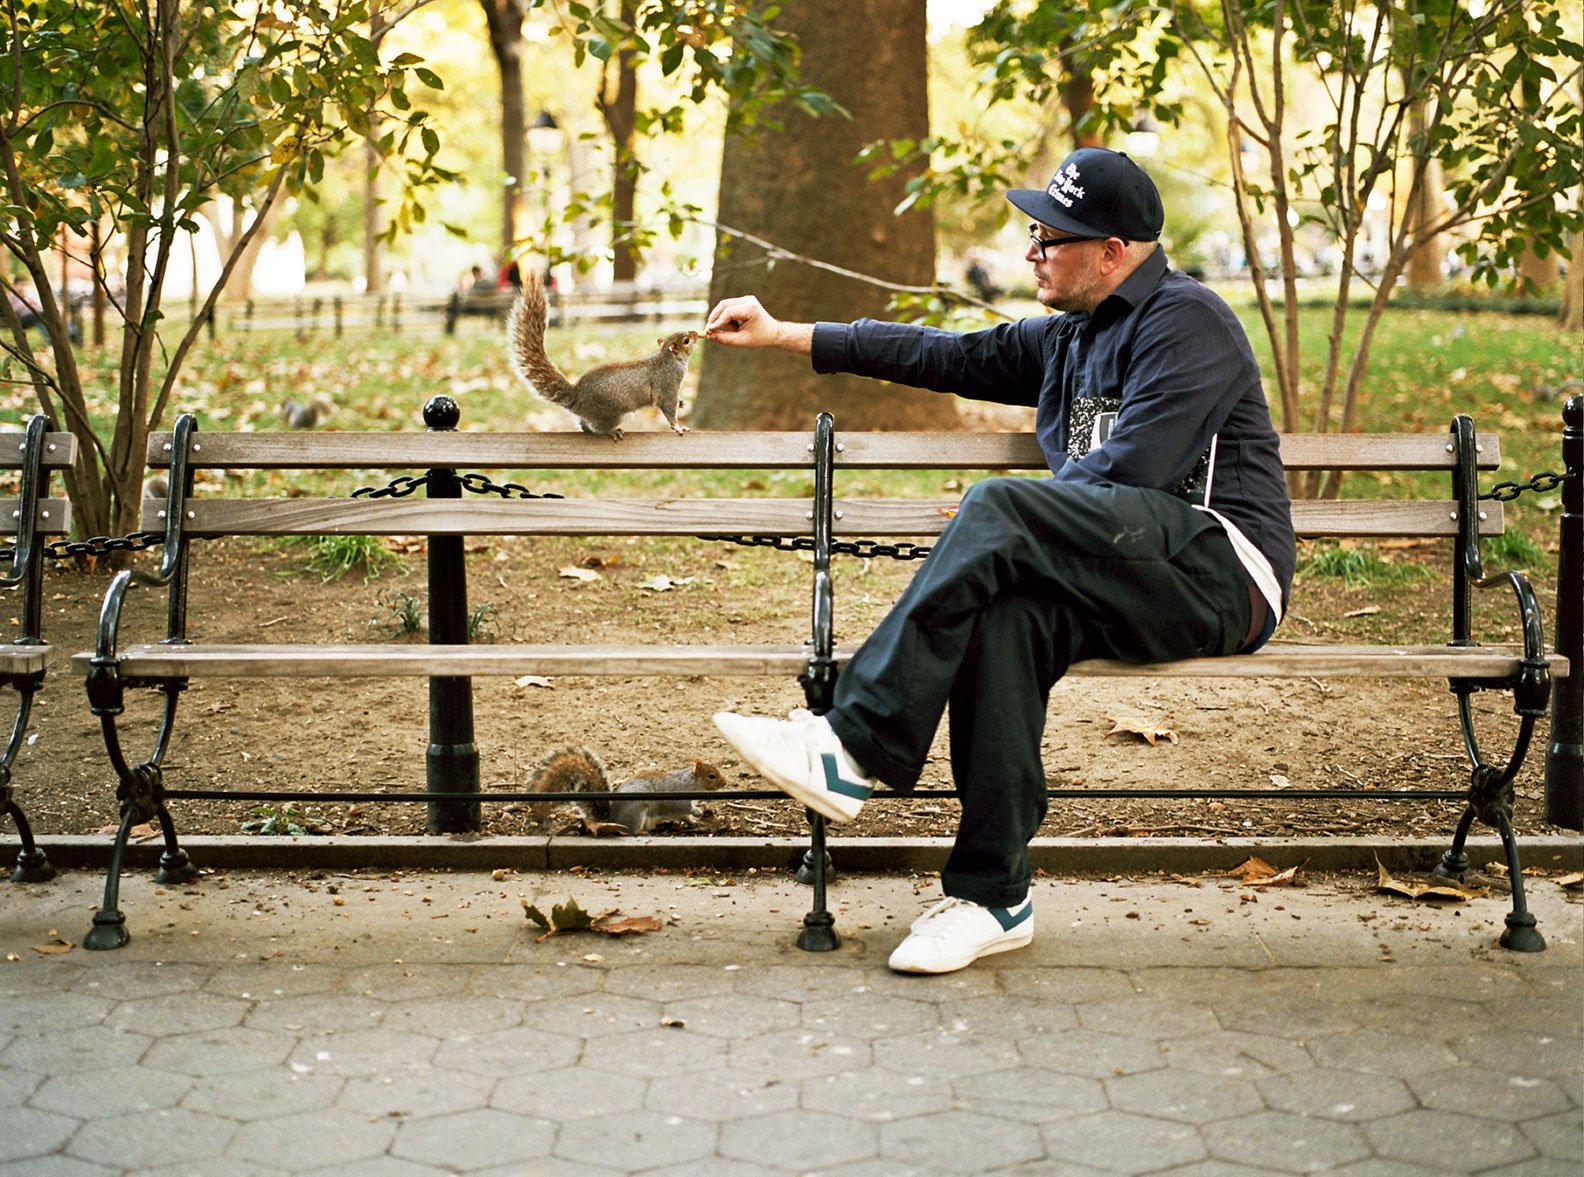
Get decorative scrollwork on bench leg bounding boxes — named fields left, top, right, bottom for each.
left=83, top=681, right=196, bottom=951
left=2, top=682, right=56, bottom=882
left=1433, top=762, right=1546, bottom=953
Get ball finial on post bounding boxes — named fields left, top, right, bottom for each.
left=423, top=396, right=460, bottom=431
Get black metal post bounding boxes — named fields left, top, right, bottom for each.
left=423, top=395, right=481, bottom=832
left=1544, top=395, right=1582, bottom=830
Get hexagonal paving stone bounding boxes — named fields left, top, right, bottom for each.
left=1106, top=1067, right=1264, bottom=1124
left=68, top=1107, right=237, bottom=1171
left=662, top=993, right=799, bottom=1039
left=80, top=962, right=208, bottom=1001
left=145, top=1026, right=296, bottom=1077
left=431, top=1025, right=580, bottom=1077
left=0, top=1066, right=41, bottom=1108
left=0, top=992, right=113, bottom=1034
left=1306, top=1031, right=1458, bottom=1078
left=382, top=996, right=523, bottom=1038
left=721, top=1109, right=878, bottom=1170
left=555, top=1108, right=715, bottom=1171
left=1216, top=1000, right=1360, bottom=1041
left=104, top=992, right=249, bottom=1037
left=285, top=1027, right=439, bottom=1078
left=228, top=1107, right=398, bottom=1171
left=951, top=1067, right=1107, bottom=1123
left=802, top=1068, right=955, bottom=1121
left=126, top=1161, right=285, bottom=1177
left=1015, top=1027, right=1163, bottom=1079
left=0, top=1155, right=117, bottom=1177
left=469, top=967, right=602, bottom=1003
left=1159, top=1030, right=1313, bottom=1078
left=392, top=1106, right=556, bottom=1170
left=1409, top=1065, right=1573, bottom=1121
left=579, top=1026, right=727, bottom=1079
left=1366, top=1109, right=1538, bottom=1172
left=30, top=1066, right=194, bottom=1119
left=640, top=1161, right=784, bottom=1177
left=881, top=1108, right=1044, bottom=1172
left=242, top=993, right=387, bottom=1034
left=801, top=991, right=939, bottom=1039
left=0, top=1106, right=79, bottom=1163
left=493, top=1066, right=648, bottom=1121
left=1325, top=1160, right=1443, bottom=1177
left=644, top=1067, right=800, bottom=1123
left=1257, top=1068, right=1416, bottom=1122
left=1043, top=1109, right=1207, bottom=1172
left=3, top=1025, right=152, bottom=1076
left=336, top=1066, right=494, bottom=1119
left=602, top=964, right=736, bottom=1003
left=1451, top=1029, right=1582, bottom=1076
left=937, top=994, right=1077, bottom=1038
left=1521, top=1109, right=1584, bottom=1161
left=181, top=1067, right=345, bottom=1120
left=729, top=1028, right=872, bottom=1081
left=1202, top=1110, right=1371, bottom=1173
left=1075, top=995, right=1222, bottom=1040
left=524, top=993, right=664, bottom=1038
left=996, top=967, right=1136, bottom=1005
left=871, top=1029, right=1020, bottom=1079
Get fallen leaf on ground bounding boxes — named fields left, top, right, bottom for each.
left=1345, top=606, right=1381, bottom=617
left=1555, top=872, right=1583, bottom=889
left=1227, top=856, right=1303, bottom=885
left=1374, top=856, right=1489, bottom=901
left=32, top=937, right=72, bottom=955
left=521, top=896, right=664, bottom=942
left=558, top=566, right=601, bottom=582
left=639, top=574, right=695, bottom=592
left=513, top=674, right=553, bottom=689
left=1104, top=716, right=1179, bottom=746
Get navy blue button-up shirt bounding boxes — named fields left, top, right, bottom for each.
left=809, top=247, right=1295, bottom=603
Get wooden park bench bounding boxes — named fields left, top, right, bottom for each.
left=73, top=396, right=1579, bottom=954
left=1, top=415, right=77, bottom=883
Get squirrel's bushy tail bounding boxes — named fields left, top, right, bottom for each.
left=508, top=272, right=576, bottom=405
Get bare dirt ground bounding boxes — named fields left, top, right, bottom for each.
left=6, top=522, right=1567, bottom=851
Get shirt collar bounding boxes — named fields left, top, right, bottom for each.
left=1108, top=244, right=1169, bottom=308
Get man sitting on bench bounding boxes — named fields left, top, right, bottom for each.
left=705, top=148, right=1296, bottom=974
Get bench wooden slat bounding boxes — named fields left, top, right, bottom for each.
left=145, top=429, right=1499, bottom=472
left=0, top=645, right=51, bottom=675
left=0, top=499, right=73, bottom=536
left=0, top=433, right=78, bottom=471
left=76, top=642, right=1567, bottom=681
left=146, top=496, right=1502, bottom=539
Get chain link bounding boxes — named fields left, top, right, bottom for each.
left=352, top=474, right=429, bottom=499
left=1479, top=468, right=1576, bottom=503
left=456, top=472, right=563, bottom=500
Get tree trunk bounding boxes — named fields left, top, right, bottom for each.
left=1562, top=229, right=1583, bottom=332
left=694, top=0, right=956, bottom=431
left=1404, top=99, right=1444, bottom=291
left=598, top=0, right=640, bottom=282
left=480, top=0, right=528, bottom=261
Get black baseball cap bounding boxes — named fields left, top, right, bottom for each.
left=1007, top=148, right=1164, bottom=242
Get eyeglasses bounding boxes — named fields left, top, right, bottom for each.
left=1028, top=224, right=1104, bottom=256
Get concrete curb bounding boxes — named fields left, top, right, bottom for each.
left=26, top=832, right=1582, bottom=875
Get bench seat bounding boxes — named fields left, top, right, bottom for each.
left=79, top=641, right=1567, bottom=681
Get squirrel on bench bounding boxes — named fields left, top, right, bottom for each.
left=529, top=746, right=728, bottom=835
left=508, top=271, right=698, bottom=440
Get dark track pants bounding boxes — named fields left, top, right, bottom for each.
left=825, top=476, right=1257, bottom=908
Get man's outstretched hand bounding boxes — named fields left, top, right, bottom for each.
left=705, top=296, right=814, bottom=354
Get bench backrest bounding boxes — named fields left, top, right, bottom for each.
left=0, top=423, right=76, bottom=542
left=142, top=423, right=1503, bottom=542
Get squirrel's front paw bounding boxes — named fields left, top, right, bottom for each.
left=672, top=423, right=690, bottom=435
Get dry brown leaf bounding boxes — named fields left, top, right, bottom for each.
left=1555, top=872, right=1583, bottom=889
left=592, top=915, right=664, bottom=936
left=1104, top=716, right=1179, bottom=746
left=1374, top=856, right=1489, bottom=902
left=1228, top=856, right=1278, bottom=882
left=558, top=566, right=601, bottom=583
left=32, top=938, right=72, bottom=955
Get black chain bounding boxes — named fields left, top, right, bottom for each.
left=352, top=473, right=563, bottom=500
left=1480, top=468, right=1576, bottom=503
left=456, top=472, right=563, bottom=500
left=702, top=534, right=934, bottom=561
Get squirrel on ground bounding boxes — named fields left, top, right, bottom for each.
left=507, top=271, right=698, bottom=440
left=528, top=746, right=728, bottom=835
left=281, top=393, right=334, bottom=429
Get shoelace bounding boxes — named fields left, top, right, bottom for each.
left=910, top=897, right=987, bottom=937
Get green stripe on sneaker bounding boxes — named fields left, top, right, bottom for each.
left=820, top=753, right=873, bottom=801
left=990, top=903, right=1031, bottom=932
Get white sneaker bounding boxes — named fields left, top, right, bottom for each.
left=888, top=896, right=1034, bottom=974
left=712, top=709, right=878, bottom=823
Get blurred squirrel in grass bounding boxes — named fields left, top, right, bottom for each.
left=508, top=271, right=698, bottom=440
left=529, top=746, right=729, bottom=835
